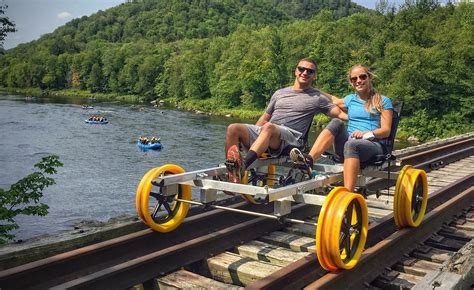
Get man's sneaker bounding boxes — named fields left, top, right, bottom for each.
left=290, top=148, right=313, bottom=175
left=226, top=145, right=244, bottom=183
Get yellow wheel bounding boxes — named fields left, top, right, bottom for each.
left=394, top=165, right=428, bottom=228
left=137, top=164, right=191, bottom=232
left=135, top=167, right=162, bottom=224
left=316, top=187, right=368, bottom=271
left=240, top=165, right=276, bottom=204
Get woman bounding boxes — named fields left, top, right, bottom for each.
left=291, top=64, right=393, bottom=191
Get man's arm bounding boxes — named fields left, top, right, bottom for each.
left=319, top=90, right=344, bottom=106
left=327, top=106, right=348, bottom=121
left=255, top=112, right=271, bottom=126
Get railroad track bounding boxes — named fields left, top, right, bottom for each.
left=0, top=133, right=472, bottom=289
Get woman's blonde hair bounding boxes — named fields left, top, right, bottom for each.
left=348, top=64, right=383, bottom=113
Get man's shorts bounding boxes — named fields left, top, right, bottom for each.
left=243, top=124, right=303, bottom=157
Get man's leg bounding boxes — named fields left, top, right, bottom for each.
left=226, top=144, right=243, bottom=183
left=225, top=123, right=251, bottom=156
left=225, top=123, right=253, bottom=184
left=226, top=122, right=282, bottom=183
left=245, top=122, right=281, bottom=168
left=248, top=122, right=282, bottom=155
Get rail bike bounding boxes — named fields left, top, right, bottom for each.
left=134, top=104, right=429, bottom=271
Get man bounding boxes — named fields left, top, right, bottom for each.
left=225, top=58, right=347, bottom=183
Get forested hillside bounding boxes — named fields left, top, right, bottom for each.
left=53, top=0, right=363, bottom=44
left=0, top=1, right=472, bottom=140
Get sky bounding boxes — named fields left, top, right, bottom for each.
left=1, top=0, right=453, bottom=50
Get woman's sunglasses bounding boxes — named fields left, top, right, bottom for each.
left=297, top=66, right=316, bottom=75
left=350, top=74, right=368, bottom=83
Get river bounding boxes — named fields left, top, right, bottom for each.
left=1, top=93, right=409, bottom=241
left=0, top=94, right=237, bottom=241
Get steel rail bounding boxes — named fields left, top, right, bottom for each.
left=245, top=174, right=474, bottom=290
left=0, top=136, right=471, bottom=289
left=395, top=136, right=473, bottom=159
left=367, top=141, right=473, bottom=191
left=49, top=204, right=317, bottom=290
left=0, top=201, right=283, bottom=289
left=305, top=185, right=474, bottom=290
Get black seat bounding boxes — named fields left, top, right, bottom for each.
left=359, top=101, right=403, bottom=168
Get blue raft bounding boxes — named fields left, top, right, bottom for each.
left=137, top=141, right=162, bottom=150
left=85, top=119, right=108, bottom=125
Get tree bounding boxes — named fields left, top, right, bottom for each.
left=88, top=63, right=105, bottom=92
left=0, top=4, right=16, bottom=50
left=0, top=155, right=63, bottom=244
left=376, top=0, right=396, bottom=15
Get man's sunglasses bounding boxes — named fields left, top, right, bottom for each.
left=297, top=66, right=316, bottom=75
left=350, top=74, right=368, bottom=83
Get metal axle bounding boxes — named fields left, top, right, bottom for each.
left=175, top=198, right=317, bottom=226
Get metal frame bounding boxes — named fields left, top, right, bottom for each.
left=151, top=155, right=401, bottom=218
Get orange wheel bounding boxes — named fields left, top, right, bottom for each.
left=394, top=165, right=428, bottom=228
left=138, top=164, right=192, bottom=232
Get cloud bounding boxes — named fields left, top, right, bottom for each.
left=57, top=11, right=73, bottom=20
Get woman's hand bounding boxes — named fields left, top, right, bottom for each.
left=351, top=130, right=374, bottom=139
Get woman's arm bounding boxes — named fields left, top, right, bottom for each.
left=373, top=109, right=393, bottom=139
left=351, top=109, right=393, bottom=139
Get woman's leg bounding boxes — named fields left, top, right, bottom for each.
left=343, top=140, right=384, bottom=192
left=309, top=119, right=348, bottom=161
left=343, top=157, right=360, bottom=192
left=308, top=129, right=334, bottom=160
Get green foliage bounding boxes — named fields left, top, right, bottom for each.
left=0, top=156, right=63, bottom=244
left=0, top=4, right=16, bottom=50
left=0, top=1, right=472, bottom=140
left=313, top=114, right=332, bottom=128
left=400, top=110, right=474, bottom=142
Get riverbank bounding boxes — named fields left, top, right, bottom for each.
left=0, top=87, right=262, bottom=119
left=4, top=86, right=467, bottom=144
left=0, top=87, right=333, bottom=128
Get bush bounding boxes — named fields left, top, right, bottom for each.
left=0, top=155, right=62, bottom=244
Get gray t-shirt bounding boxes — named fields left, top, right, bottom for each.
left=265, top=86, right=335, bottom=137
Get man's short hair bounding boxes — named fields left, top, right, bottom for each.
left=297, top=58, right=317, bottom=72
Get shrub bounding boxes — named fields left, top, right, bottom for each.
left=0, top=155, right=62, bottom=244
